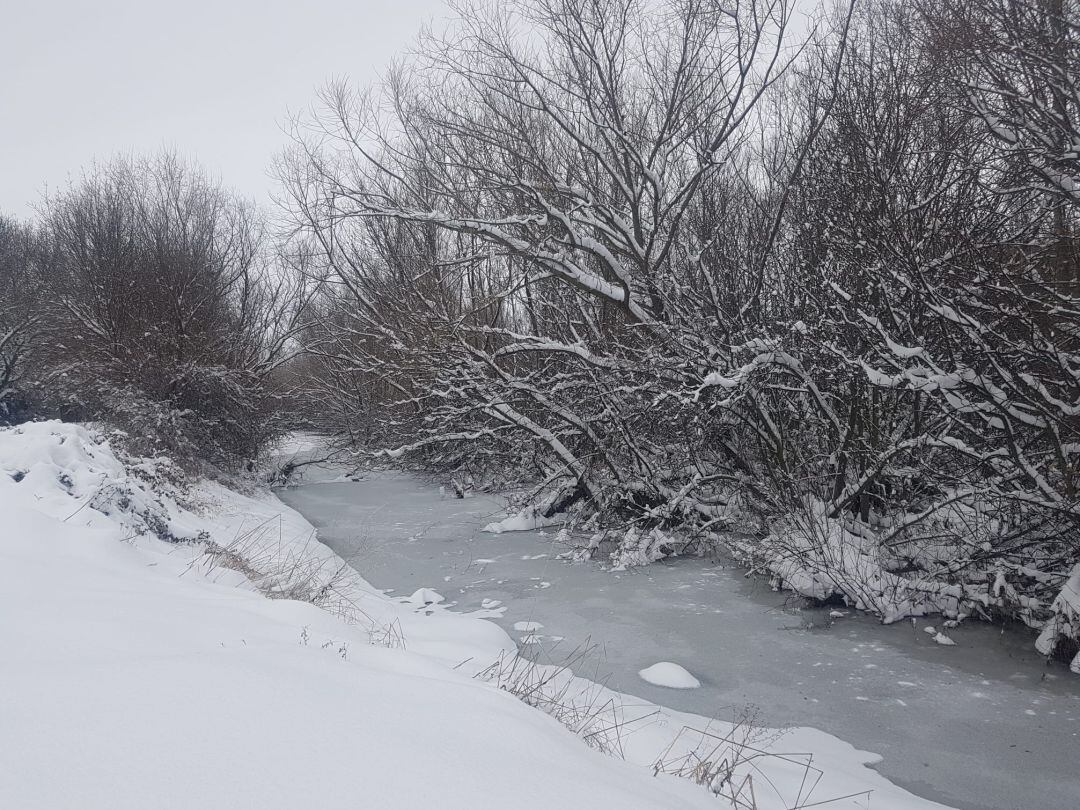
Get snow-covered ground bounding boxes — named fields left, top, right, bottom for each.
left=0, top=422, right=968, bottom=809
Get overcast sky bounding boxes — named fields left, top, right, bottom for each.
left=1, top=0, right=447, bottom=219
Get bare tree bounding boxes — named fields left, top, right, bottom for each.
left=0, top=216, right=40, bottom=420
left=939, top=0, right=1080, bottom=287
left=281, top=0, right=1078, bottom=663
left=33, top=153, right=313, bottom=465
left=282, top=0, right=831, bottom=504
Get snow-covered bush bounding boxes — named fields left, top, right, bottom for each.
left=609, top=527, right=683, bottom=571
left=18, top=153, right=308, bottom=469
left=1035, top=565, right=1080, bottom=673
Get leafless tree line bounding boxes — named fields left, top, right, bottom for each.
left=278, top=0, right=1080, bottom=660
left=0, top=153, right=314, bottom=466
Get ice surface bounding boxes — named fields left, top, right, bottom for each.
left=277, top=468, right=1080, bottom=810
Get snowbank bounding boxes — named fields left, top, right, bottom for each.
left=0, top=422, right=956, bottom=809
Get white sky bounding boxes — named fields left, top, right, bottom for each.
left=0, top=0, right=448, bottom=219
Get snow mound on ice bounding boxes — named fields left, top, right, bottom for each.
left=638, top=662, right=701, bottom=689
left=406, top=587, right=445, bottom=605
left=482, top=505, right=563, bottom=534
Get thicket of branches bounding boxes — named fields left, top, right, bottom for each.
left=1, top=153, right=312, bottom=468
left=281, top=0, right=1080, bottom=665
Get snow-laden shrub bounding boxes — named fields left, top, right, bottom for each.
left=609, top=526, right=681, bottom=571
left=745, top=500, right=977, bottom=623
left=1035, top=565, right=1080, bottom=674
left=731, top=498, right=1079, bottom=659
left=34, top=363, right=285, bottom=472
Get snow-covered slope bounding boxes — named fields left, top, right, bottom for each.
left=0, top=422, right=954, bottom=809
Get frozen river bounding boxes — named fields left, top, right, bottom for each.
left=276, top=469, right=1079, bottom=810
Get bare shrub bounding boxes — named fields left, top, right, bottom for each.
left=26, top=152, right=311, bottom=469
